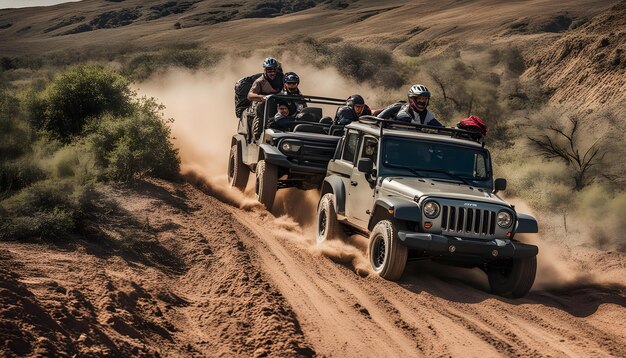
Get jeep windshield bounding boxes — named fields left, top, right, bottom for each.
left=380, top=137, right=492, bottom=183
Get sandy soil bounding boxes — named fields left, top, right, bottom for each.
left=1, top=177, right=625, bottom=357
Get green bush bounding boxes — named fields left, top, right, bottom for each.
left=0, top=177, right=92, bottom=241
left=84, top=98, right=180, bottom=181
left=28, top=64, right=133, bottom=141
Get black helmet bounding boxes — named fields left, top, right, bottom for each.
left=284, top=72, right=300, bottom=84
left=263, top=57, right=279, bottom=69
left=346, top=94, right=364, bottom=107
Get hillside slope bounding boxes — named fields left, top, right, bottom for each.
left=1, top=0, right=623, bottom=108
left=523, top=2, right=626, bottom=109
left=1, top=178, right=625, bottom=356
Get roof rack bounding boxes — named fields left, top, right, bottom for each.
left=357, top=115, right=485, bottom=147
left=266, top=94, right=346, bottom=106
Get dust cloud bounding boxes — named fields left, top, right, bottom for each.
left=136, top=54, right=374, bottom=276
left=506, top=197, right=626, bottom=290
left=137, top=55, right=623, bottom=291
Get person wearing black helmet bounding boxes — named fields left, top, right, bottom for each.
left=395, top=84, right=443, bottom=126
left=280, top=72, right=307, bottom=116
left=336, top=94, right=372, bottom=125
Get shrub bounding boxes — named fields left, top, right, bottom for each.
left=84, top=98, right=180, bottom=181
left=28, top=64, right=134, bottom=142
left=0, top=177, right=92, bottom=241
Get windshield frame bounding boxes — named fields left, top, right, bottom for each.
left=378, top=135, right=493, bottom=187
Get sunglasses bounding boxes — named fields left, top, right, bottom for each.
left=265, top=68, right=277, bottom=73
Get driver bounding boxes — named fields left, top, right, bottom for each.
left=274, top=101, right=290, bottom=120
left=267, top=100, right=291, bottom=129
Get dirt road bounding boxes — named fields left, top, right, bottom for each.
left=1, top=178, right=624, bottom=357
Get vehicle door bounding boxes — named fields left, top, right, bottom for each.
left=329, top=129, right=360, bottom=195
left=346, top=135, right=378, bottom=229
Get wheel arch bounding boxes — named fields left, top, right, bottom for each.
left=368, top=196, right=422, bottom=231
left=320, top=175, right=346, bottom=215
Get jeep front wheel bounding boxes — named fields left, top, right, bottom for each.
left=228, top=144, right=249, bottom=191
left=487, top=256, right=537, bottom=298
left=316, top=193, right=341, bottom=243
left=368, top=220, right=408, bottom=281
left=255, top=160, right=278, bottom=211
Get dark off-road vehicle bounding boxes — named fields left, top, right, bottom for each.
left=228, top=94, right=347, bottom=210
left=316, top=117, right=539, bottom=298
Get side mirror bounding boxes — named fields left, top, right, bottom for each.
left=494, top=178, right=507, bottom=193
left=357, top=158, right=373, bottom=173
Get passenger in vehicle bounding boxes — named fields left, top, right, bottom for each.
left=247, top=57, right=283, bottom=123
left=395, top=84, right=443, bottom=127
left=335, top=94, right=372, bottom=125
left=280, top=72, right=307, bottom=116
left=274, top=101, right=290, bottom=120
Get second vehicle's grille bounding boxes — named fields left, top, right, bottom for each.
left=288, top=141, right=337, bottom=168
left=441, top=206, right=496, bottom=236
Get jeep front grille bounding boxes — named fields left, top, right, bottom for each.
left=441, top=206, right=496, bottom=236
left=288, top=141, right=337, bottom=168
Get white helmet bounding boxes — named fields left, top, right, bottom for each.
left=408, top=84, right=431, bottom=98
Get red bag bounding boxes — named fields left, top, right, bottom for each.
left=458, top=115, right=488, bottom=135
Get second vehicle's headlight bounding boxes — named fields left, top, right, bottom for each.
left=281, top=142, right=301, bottom=152
left=423, top=201, right=440, bottom=218
left=497, top=211, right=513, bottom=228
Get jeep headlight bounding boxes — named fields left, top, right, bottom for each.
left=497, top=210, right=513, bottom=228
left=423, top=201, right=440, bottom=219
left=281, top=142, right=301, bottom=153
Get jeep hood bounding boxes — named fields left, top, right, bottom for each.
left=380, top=177, right=509, bottom=207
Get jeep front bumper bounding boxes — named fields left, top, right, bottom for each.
left=397, top=231, right=538, bottom=260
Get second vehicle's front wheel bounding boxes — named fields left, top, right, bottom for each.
left=316, top=193, right=341, bottom=243
left=368, top=220, right=408, bottom=281
left=255, top=160, right=278, bottom=211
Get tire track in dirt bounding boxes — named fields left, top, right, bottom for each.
left=208, top=183, right=626, bottom=358
left=228, top=208, right=422, bottom=356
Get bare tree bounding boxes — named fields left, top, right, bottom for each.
left=527, top=109, right=618, bottom=190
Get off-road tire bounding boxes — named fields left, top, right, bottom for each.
left=487, top=256, right=537, bottom=298
left=228, top=145, right=249, bottom=191
left=316, top=193, right=341, bottom=243
left=255, top=160, right=278, bottom=211
left=368, top=220, right=408, bottom=281
left=252, top=116, right=263, bottom=141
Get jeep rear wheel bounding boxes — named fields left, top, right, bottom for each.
left=368, top=220, right=408, bottom=281
left=255, top=160, right=278, bottom=211
left=316, top=193, right=341, bottom=243
left=228, top=145, right=249, bottom=191
left=487, top=256, right=537, bottom=298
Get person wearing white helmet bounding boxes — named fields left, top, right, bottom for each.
left=395, top=84, right=443, bottom=127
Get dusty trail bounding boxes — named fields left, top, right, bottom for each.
left=1, top=178, right=625, bottom=356
left=205, top=182, right=626, bottom=357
